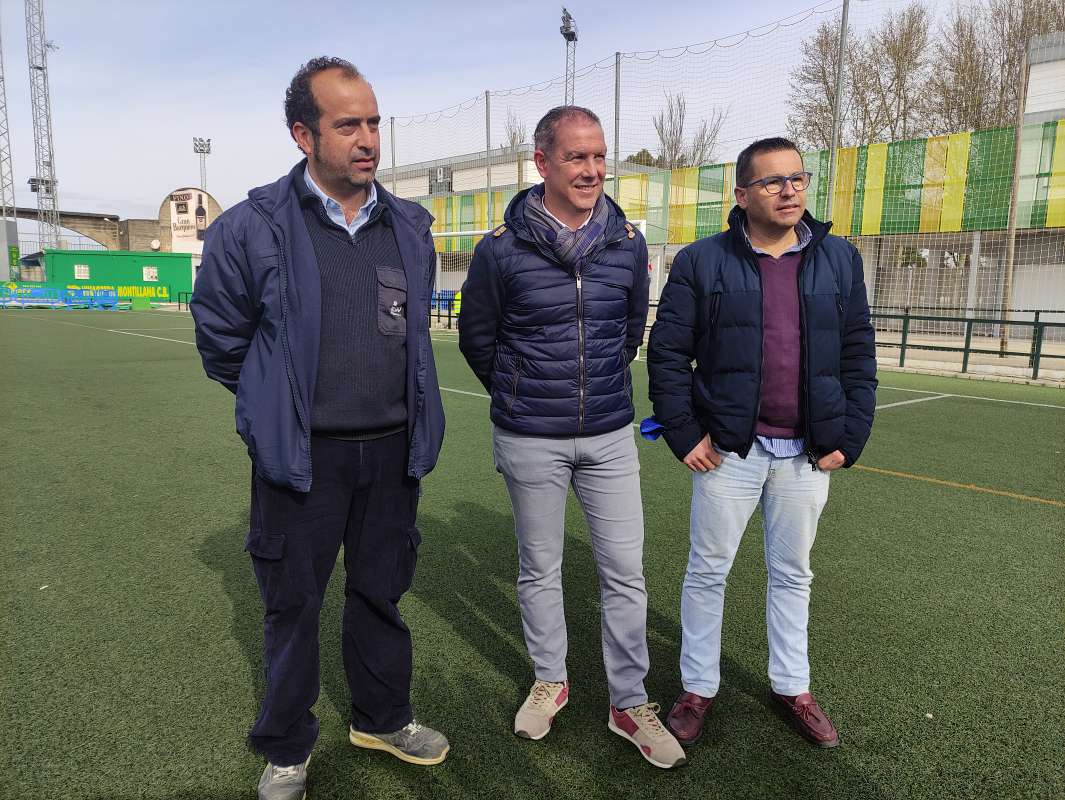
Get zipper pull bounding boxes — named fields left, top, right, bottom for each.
left=576, top=274, right=582, bottom=289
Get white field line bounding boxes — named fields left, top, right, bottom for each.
left=440, top=387, right=489, bottom=399
left=875, top=385, right=1065, bottom=410
left=876, top=394, right=950, bottom=410
left=11, top=313, right=1063, bottom=412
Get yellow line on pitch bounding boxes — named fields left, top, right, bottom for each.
left=853, top=464, right=1065, bottom=508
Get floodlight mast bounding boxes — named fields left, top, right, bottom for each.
left=561, top=8, right=578, bottom=105
left=193, top=137, right=211, bottom=192
left=25, top=0, right=60, bottom=250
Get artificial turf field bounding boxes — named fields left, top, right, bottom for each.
left=2, top=308, right=1063, bottom=800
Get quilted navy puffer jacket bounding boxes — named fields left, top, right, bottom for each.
left=646, top=206, right=877, bottom=466
left=458, top=187, right=650, bottom=437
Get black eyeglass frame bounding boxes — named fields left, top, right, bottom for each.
left=742, top=171, right=814, bottom=195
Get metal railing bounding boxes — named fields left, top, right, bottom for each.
left=872, top=310, right=1064, bottom=379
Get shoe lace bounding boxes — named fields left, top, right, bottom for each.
left=270, top=763, right=304, bottom=782
left=528, top=680, right=563, bottom=711
left=631, top=702, right=669, bottom=738
left=791, top=697, right=822, bottom=723
left=401, top=721, right=425, bottom=737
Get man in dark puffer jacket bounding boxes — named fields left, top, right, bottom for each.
left=647, top=137, right=876, bottom=750
left=459, top=106, right=686, bottom=768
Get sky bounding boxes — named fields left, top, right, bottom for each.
left=1, top=0, right=847, bottom=222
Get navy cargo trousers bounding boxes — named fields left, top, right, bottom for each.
left=244, top=430, right=421, bottom=767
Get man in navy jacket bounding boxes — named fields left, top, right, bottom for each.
left=458, top=106, right=686, bottom=769
left=191, top=58, right=447, bottom=800
left=647, top=137, right=876, bottom=750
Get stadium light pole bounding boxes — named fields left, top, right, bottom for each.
left=192, top=137, right=211, bottom=192
left=561, top=8, right=577, bottom=105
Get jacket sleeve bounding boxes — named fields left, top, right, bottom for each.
left=625, top=234, right=651, bottom=363
left=837, top=245, right=878, bottom=466
left=458, top=238, right=504, bottom=392
left=189, top=214, right=257, bottom=394
left=646, top=247, right=705, bottom=461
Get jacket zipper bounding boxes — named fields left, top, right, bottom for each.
left=576, top=270, right=586, bottom=432
left=507, top=355, right=523, bottom=415
left=513, top=226, right=630, bottom=435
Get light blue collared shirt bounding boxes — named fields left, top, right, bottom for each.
left=303, top=165, right=378, bottom=238
left=744, top=220, right=813, bottom=459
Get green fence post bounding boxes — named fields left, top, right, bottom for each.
left=1031, top=322, right=1043, bottom=380
left=961, top=319, right=973, bottom=373
left=899, top=308, right=910, bottom=368
left=1028, top=311, right=1040, bottom=369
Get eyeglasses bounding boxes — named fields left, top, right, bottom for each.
left=743, top=171, right=813, bottom=195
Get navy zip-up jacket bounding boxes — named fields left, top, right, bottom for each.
left=458, top=187, right=650, bottom=436
left=647, top=206, right=876, bottom=466
left=190, top=161, right=445, bottom=492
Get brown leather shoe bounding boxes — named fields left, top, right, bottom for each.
left=665, top=691, right=715, bottom=746
left=769, top=691, right=839, bottom=748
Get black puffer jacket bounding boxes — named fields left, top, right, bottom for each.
left=647, top=207, right=877, bottom=466
left=458, top=187, right=650, bottom=436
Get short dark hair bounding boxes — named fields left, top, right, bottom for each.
left=736, top=137, right=802, bottom=186
left=534, top=106, right=602, bottom=154
left=284, top=57, right=363, bottom=150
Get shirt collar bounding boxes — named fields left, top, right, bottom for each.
left=744, top=218, right=812, bottom=256
left=538, top=191, right=593, bottom=231
left=303, top=164, right=378, bottom=222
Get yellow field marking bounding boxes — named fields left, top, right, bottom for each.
left=853, top=464, right=1065, bottom=508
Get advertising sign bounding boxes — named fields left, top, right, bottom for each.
left=164, top=187, right=216, bottom=256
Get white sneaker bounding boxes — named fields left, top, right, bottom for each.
left=257, top=754, right=310, bottom=800
left=608, top=703, right=687, bottom=768
left=514, top=679, right=569, bottom=740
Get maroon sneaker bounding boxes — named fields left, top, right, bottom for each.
left=769, top=691, right=839, bottom=748
left=665, top=691, right=715, bottom=746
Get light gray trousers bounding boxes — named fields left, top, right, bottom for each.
left=492, top=423, right=649, bottom=709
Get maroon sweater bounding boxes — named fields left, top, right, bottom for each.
left=756, top=250, right=802, bottom=438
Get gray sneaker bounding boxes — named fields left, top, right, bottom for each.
left=257, top=754, right=310, bottom=800
left=349, top=720, right=450, bottom=765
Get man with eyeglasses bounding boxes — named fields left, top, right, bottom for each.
left=646, top=137, right=876, bottom=749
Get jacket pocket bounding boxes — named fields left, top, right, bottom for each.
left=377, top=267, right=407, bottom=335
left=506, top=355, right=524, bottom=416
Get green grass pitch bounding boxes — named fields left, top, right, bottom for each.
left=2, top=309, right=1063, bottom=800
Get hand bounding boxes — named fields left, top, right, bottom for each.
left=816, top=450, right=846, bottom=471
left=683, top=435, right=723, bottom=472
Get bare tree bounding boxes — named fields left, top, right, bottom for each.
left=785, top=18, right=895, bottom=148
left=924, top=0, right=1065, bottom=133
left=787, top=19, right=851, bottom=151
left=653, top=92, right=727, bottom=169
left=922, top=8, right=998, bottom=132
left=870, top=3, right=932, bottom=140
left=504, top=107, right=527, bottom=149
left=504, top=108, right=528, bottom=189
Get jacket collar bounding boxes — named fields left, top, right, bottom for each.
left=248, top=159, right=433, bottom=233
left=726, top=204, right=831, bottom=256
left=504, top=184, right=631, bottom=243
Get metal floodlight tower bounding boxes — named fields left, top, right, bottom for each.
left=560, top=8, right=578, bottom=105
left=0, top=16, right=18, bottom=276
left=0, top=17, right=17, bottom=224
left=25, top=0, right=60, bottom=250
left=192, top=136, right=211, bottom=191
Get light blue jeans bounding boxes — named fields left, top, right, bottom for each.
left=680, top=440, right=830, bottom=697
